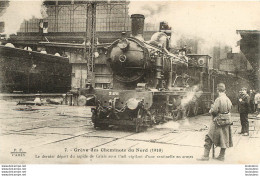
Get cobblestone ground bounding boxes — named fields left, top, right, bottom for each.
left=0, top=99, right=259, bottom=164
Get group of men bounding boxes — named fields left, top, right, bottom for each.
left=197, top=83, right=258, bottom=162
left=238, top=88, right=260, bottom=136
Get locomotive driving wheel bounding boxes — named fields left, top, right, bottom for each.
left=171, top=109, right=178, bottom=121
left=92, top=108, right=109, bottom=130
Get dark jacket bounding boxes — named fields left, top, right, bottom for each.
left=238, top=93, right=250, bottom=113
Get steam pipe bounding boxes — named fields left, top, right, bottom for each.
left=172, top=75, right=181, bottom=87
left=168, top=57, right=173, bottom=88
left=168, top=71, right=173, bottom=88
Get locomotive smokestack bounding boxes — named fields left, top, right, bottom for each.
left=130, top=14, right=145, bottom=40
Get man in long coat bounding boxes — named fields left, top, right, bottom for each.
left=238, top=87, right=250, bottom=136
left=197, top=83, right=233, bottom=161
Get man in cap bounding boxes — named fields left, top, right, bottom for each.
left=197, top=83, right=233, bottom=161
left=238, top=87, right=250, bottom=136
left=254, top=90, right=260, bottom=114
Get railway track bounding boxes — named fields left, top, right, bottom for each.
left=0, top=101, right=232, bottom=157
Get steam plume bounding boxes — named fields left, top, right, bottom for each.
left=0, top=0, right=47, bottom=37
left=181, top=85, right=202, bottom=107
left=129, top=1, right=260, bottom=53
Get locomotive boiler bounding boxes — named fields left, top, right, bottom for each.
left=107, top=16, right=187, bottom=89
left=90, top=14, right=200, bottom=132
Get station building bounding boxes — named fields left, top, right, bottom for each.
left=237, top=30, right=260, bottom=89
left=1, top=1, right=256, bottom=90
left=1, top=0, right=158, bottom=46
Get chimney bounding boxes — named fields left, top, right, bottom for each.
left=130, top=14, right=145, bottom=40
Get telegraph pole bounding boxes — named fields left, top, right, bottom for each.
left=85, top=1, right=97, bottom=87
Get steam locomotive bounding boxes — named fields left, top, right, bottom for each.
left=81, top=14, right=250, bottom=132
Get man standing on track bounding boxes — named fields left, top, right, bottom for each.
left=197, top=83, right=233, bottom=161
left=238, top=87, right=250, bottom=136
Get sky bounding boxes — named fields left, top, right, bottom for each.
left=129, top=1, right=260, bottom=50
left=1, top=0, right=260, bottom=51
left=0, top=0, right=46, bottom=37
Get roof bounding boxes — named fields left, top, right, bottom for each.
left=39, top=42, right=111, bottom=49
left=0, top=45, right=69, bottom=63
left=237, top=30, right=260, bottom=35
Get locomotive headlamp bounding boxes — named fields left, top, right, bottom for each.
left=118, top=38, right=129, bottom=50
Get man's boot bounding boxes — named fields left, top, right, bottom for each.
left=239, top=125, right=244, bottom=134
left=197, top=147, right=210, bottom=161
left=242, top=122, right=249, bottom=136
left=214, top=148, right=225, bottom=161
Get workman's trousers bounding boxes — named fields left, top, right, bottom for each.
left=204, top=135, right=226, bottom=158
left=240, top=113, right=249, bottom=134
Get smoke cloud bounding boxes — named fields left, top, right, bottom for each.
left=0, top=0, right=47, bottom=37
left=129, top=1, right=260, bottom=53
